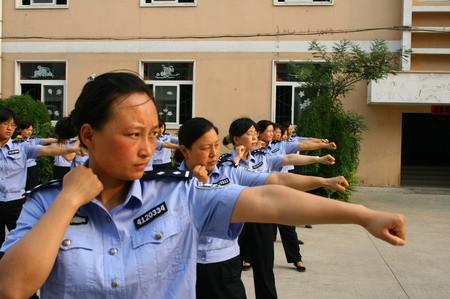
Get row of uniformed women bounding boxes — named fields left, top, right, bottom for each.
left=0, top=107, right=87, bottom=249
left=176, top=117, right=345, bottom=299
left=0, top=71, right=406, bottom=299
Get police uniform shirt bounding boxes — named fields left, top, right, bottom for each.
left=179, top=160, right=269, bottom=264
left=152, top=134, right=178, bottom=165
left=22, top=137, right=44, bottom=168
left=0, top=138, right=41, bottom=202
left=70, top=154, right=89, bottom=169
left=265, top=140, right=299, bottom=173
left=0, top=175, right=245, bottom=299
left=144, top=141, right=163, bottom=171
left=53, top=139, right=77, bottom=168
left=230, top=148, right=285, bottom=174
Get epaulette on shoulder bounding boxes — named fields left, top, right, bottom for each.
left=251, top=149, right=267, bottom=155
left=23, top=179, right=62, bottom=197
left=271, top=140, right=282, bottom=144
left=142, top=168, right=192, bottom=180
left=12, top=139, right=25, bottom=143
left=69, top=139, right=77, bottom=144
left=218, top=153, right=238, bottom=168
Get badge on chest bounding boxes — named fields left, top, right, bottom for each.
left=134, top=202, right=168, bottom=230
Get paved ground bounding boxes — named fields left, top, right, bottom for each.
left=241, top=186, right=450, bottom=299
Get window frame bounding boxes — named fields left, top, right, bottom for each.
left=16, top=0, right=68, bottom=9
left=140, top=60, right=195, bottom=129
left=140, top=0, right=196, bottom=8
left=273, top=0, right=334, bottom=6
left=15, top=60, right=68, bottom=125
left=272, top=60, right=324, bottom=125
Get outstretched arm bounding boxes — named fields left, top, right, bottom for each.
left=231, top=185, right=406, bottom=246
left=281, top=153, right=335, bottom=166
left=0, top=166, right=103, bottom=299
left=297, top=140, right=337, bottom=151
left=36, top=141, right=87, bottom=158
left=265, top=172, right=349, bottom=192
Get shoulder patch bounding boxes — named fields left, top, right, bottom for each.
left=271, top=140, right=281, bottom=144
left=23, top=179, right=62, bottom=197
left=142, top=168, right=191, bottom=180
left=195, top=181, right=225, bottom=189
left=12, top=139, right=25, bottom=144
left=251, top=149, right=267, bottom=156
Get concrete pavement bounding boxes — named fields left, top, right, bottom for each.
left=241, top=186, right=450, bottom=299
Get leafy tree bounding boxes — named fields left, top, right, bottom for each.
left=290, top=40, right=410, bottom=201
left=0, top=95, right=55, bottom=182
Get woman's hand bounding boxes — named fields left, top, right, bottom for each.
left=319, top=154, right=336, bottom=165
left=324, top=176, right=349, bottom=192
left=59, top=166, right=103, bottom=207
left=192, top=165, right=209, bottom=183
left=362, top=210, right=406, bottom=246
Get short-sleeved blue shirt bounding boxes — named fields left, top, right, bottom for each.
left=0, top=138, right=40, bottom=202
left=230, top=149, right=285, bottom=174
left=153, top=134, right=178, bottom=165
left=264, top=140, right=299, bottom=173
left=179, top=160, right=269, bottom=264
left=22, top=137, right=44, bottom=168
left=0, top=175, right=245, bottom=299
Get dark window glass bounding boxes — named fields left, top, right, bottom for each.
left=146, top=84, right=154, bottom=98
left=44, top=85, right=64, bottom=121
left=276, top=63, right=298, bottom=82
left=145, top=0, right=152, bottom=3
left=20, top=62, right=66, bottom=80
left=56, top=0, right=67, bottom=4
left=179, top=0, right=194, bottom=2
left=275, top=86, right=292, bottom=125
left=23, top=0, right=31, bottom=5
left=143, top=63, right=193, bottom=81
left=21, top=84, right=41, bottom=101
left=179, top=85, right=193, bottom=124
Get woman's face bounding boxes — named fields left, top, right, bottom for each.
left=259, top=125, right=274, bottom=144
left=287, top=125, right=293, bottom=137
left=83, top=92, right=158, bottom=183
left=235, top=125, right=259, bottom=151
left=281, top=131, right=288, bottom=141
left=0, top=119, right=16, bottom=142
left=274, top=128, right=282, bottom=141
left=182, top=128, right=220, bottom=172
left=19, top=126, right=33, bottom=139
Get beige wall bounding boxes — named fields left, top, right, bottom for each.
left=2, top=0, right=446, bottom=187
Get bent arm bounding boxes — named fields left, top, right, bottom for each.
left=231, top=185, right=406, bottom=246
left=0, top=167, right=103, bottom=299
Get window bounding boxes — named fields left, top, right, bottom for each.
left=273, top=62, right=323, bottom=125
left=18, top=62, right=67, bottom=122
left=142, top=61, right=194, bottom=128
left=140, top=0, right=196, bottom=7
left=274, top=0, right=333, bottom=6
left=16, top=0, right=68, bottom=9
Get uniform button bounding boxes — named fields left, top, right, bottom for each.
left=62, top=239, right=71, bottom=246
left=201, top=239, right=207, bottom=244
left=155, top=233, right=163, bottom=240
left=106, top=216, right=112, bottom=223
left=201, top=254, right=207, bottom=261
left=111, top=280, right=119, bottom=288
left=108, top=248, right=117, bottom=255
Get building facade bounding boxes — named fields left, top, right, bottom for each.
left=1, top=0, right=449, bottom=187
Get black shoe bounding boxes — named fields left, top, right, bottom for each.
left=298, top=239, right=304, bottom=245
left=305, top=225, right=312, bottom=229
left=242, top=262, right=252, bottom=271
left=294, top=261, right=306, bottom=272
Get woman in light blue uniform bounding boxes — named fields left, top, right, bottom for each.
left=152, top=118, right=179, bottom=170
left=0, top=72, right=406, bottom=299
left=16, top=121, right=57, bottom=190
left=0, top=107, right=85, bottom=248
left=176, top=117, right=351, bottom=299
left=52, top=117, right=80, bottom=180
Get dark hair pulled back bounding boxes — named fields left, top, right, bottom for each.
left=223, top=118, right=258, bottom=146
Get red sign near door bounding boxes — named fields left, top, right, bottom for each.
left=431, top=106, right=450, bottom=115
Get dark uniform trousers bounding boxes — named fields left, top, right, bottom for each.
left=273, top=224, right=302, bottom=263
left=239, top=223, right=277, bottom=299
left=0, top=198, right=26, bottom=247
left=196, top=255, right=247, bottom=299
left=25, top=165, right=40, bottom=191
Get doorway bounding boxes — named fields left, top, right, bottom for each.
left=401, top=113, right=450, bottom=187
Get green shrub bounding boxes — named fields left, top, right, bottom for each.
left=0, top=95, right=55, bottom=183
